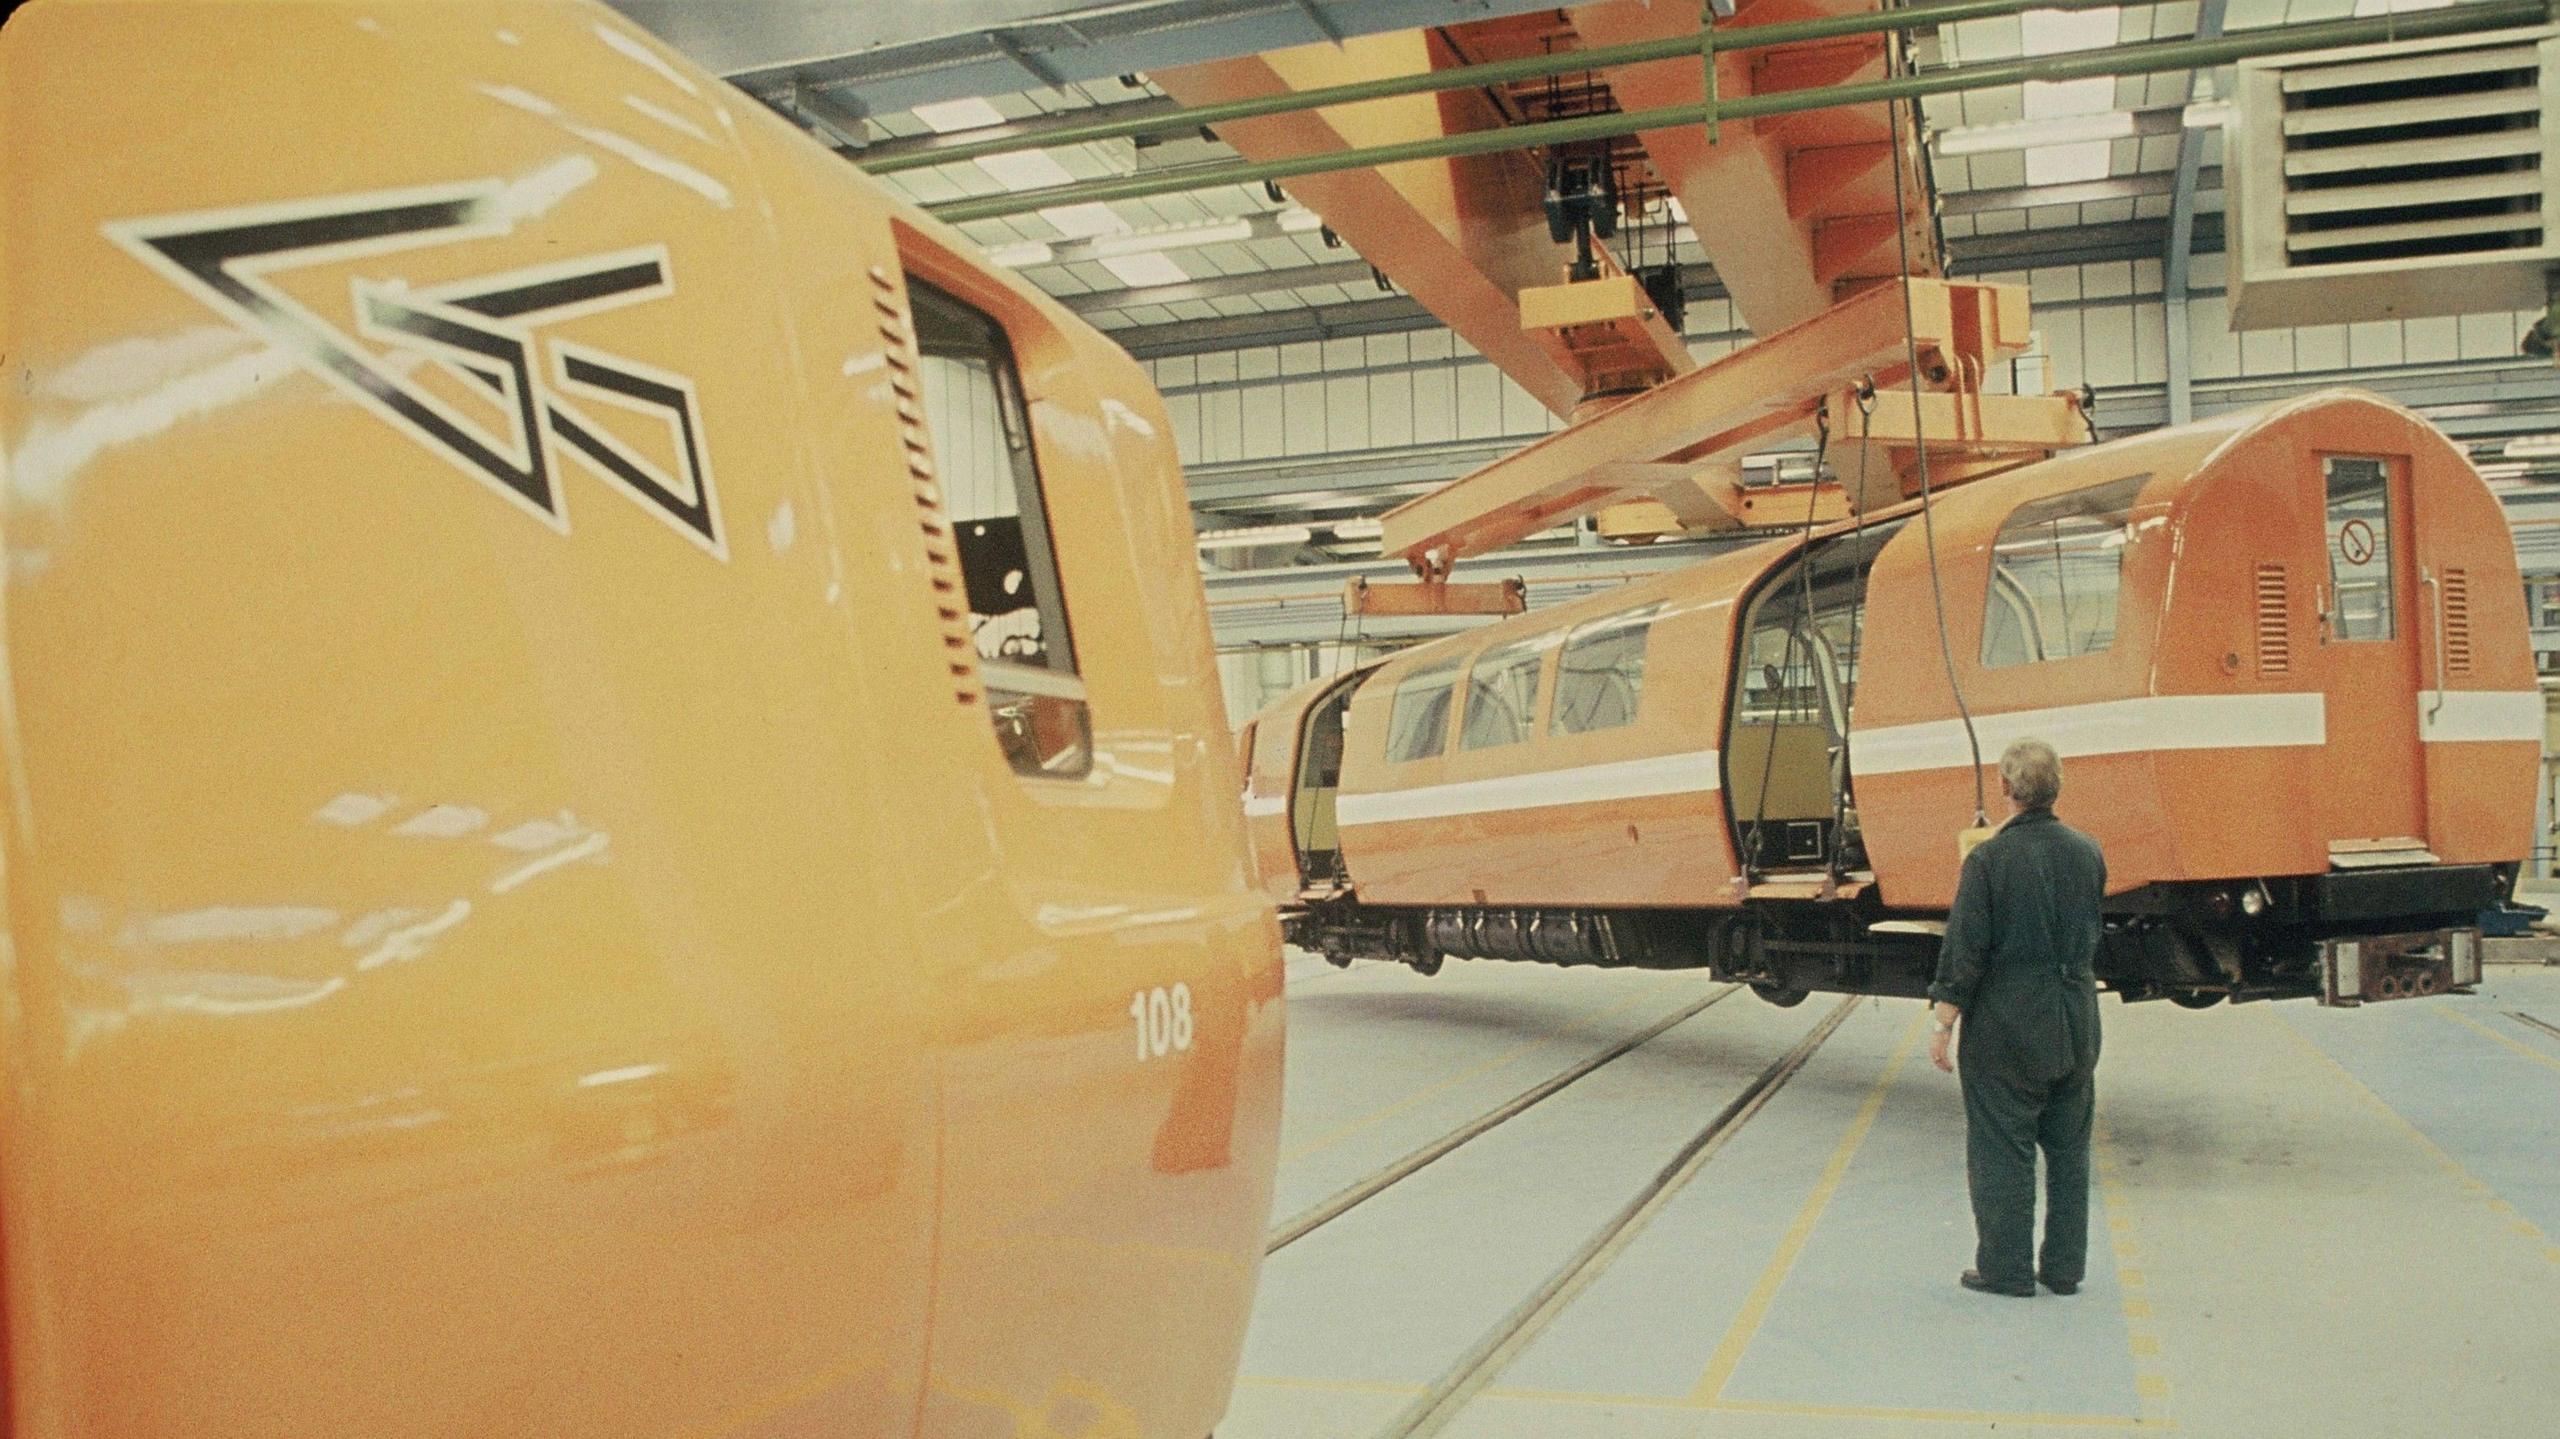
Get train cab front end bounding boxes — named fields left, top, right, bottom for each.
left=2105, top=388, right=2536, bottom=1005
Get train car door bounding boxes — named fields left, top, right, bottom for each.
left=1724, top=522, right=1908, bottom=874
left=1292, top=675, right=1358, bottom=888
left=2314, top=453, right=2429, bottom=845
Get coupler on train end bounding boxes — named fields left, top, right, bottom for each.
left=2317, top=927, right=2483, bottom=1007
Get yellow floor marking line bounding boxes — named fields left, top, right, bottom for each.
left=1713, top=1396, right=2175, bottom=1430
left=1476, top=1387, right=2173, bottom=1428
left=2094, top=1113, right=2171, bottom=1425
left=2270, top=1009, right=2560, bottom=1264
left=2436, top=1007, right=2560, bottom=1078
left=1683, top=1008, right=1928, bottom=1405
left=1280, top=987, right=1664, bottom=1163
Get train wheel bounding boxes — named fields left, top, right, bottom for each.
left=1750, top=981, right=1810, bottom=1008
left=2168, top=989, right=2224, bottom=1010
left=1408, top=951, right=1444, bottom=978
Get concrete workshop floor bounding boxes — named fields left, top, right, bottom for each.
left=1225, top=952, right=2560, bottom=1438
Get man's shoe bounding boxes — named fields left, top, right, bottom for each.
left=1960, top=1269, right=2035, bottom=1298
left=2041, top=1277, right=2080, bottom=1296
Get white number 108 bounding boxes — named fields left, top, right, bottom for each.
left=1130, top=983, right=1195, bottom=1061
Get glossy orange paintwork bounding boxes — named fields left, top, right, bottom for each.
left=1246, top=390, right=2535, bottom=922
left=0, top=5, right=1280, bottom=1436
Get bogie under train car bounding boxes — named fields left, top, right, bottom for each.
left=1244, top=390, right=2534, bottom=1009
left=1, top=4, right=1281, bottom=1436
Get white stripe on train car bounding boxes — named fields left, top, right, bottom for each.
left=1849, top=693, right=2329, bottom=777
left=1336, top=749, right=1722, bottom=827
left=1241, top=793, right=1287, bottom=817
left=2417, top=690, right=2543, bottom=743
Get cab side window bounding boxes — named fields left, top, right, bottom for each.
left=1460, top=636, right=1548, bottom=750
left=1551, top=607, right=1658, bottom=734
left=1384, top=660, right=1460, bottom=763
left=908, top=279, right=1090, bottom=778
left=1980, top=475, right=2147, bottom=669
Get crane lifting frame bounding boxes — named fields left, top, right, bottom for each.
left=1380, top=278, right=2079, bottom=576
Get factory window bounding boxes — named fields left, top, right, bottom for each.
left=2536, top=579, right=2560, bottom=632
left=1460, top=635, right=1549, bottom=750
left=1980, top=475, right=2146, bottom=669
left=1384, top=659, right=1461, bottom=763
left=909, top=278, right=1088, bottom=778
left=2323, top=458, right=2396, bottom=642
left=1551, top=606, right=1659, bottom=735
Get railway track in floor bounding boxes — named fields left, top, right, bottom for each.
left=1248, top=983, right=1865, bottom=1436
left=1266, top=982, right=1744, bottom=1253
left=2505, top=1010, right=2560, bottom=1045
left=1362, top=994, right=1859, bottom=1439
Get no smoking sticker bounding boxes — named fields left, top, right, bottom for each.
left=2337, top=518, right=2378, bottom=566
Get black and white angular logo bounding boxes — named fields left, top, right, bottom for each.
left=106, top=178, right=723, bottom=558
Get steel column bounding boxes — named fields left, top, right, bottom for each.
left=2164, top=0, right=2228, bottom=429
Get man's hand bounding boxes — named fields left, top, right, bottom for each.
left=1930, top=1000, right=1959, bottom=1072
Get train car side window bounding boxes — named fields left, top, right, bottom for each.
left=1384, top=660, right=1461, bottom=763
left=1551, top=607, right=1659, bottom=735
left=1460, top=635, right=1549, bottom=750
left=2323, top=457, right=2396, bottom=642
left=908, top=279, right=1090, bottom=778
left=1980, top=475, right=2147, bottom=669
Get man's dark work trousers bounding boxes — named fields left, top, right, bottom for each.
left=1930, top=806, right=2106, bottom=1294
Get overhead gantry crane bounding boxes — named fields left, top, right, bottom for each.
left=1150, top=0, right=2088, bottom=597
left=895, top=0, right=2540, bottom=603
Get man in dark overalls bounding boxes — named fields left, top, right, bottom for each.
left=1928, top=738, right=2107, bottom=1298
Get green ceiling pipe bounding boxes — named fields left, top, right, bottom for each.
left=862, top=0, right=2122, bottom=176
left=924, top=0, right=2544, bottom=224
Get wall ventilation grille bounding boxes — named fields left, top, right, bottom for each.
left=2256, top=564, right=2291, bottom=675
left=2277, top=41, right=2545, bottom=269
left=2230, top=27, right=2560, bottom=327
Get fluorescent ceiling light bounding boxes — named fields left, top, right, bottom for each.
left=2354, top=0, right=2450, bottom=14
left=1098, top=252, right=1189, bottom=287
left=1092, top=219, right=1256, bottom=257
left=1330, top=518, right=1385, bottom=539
left=976, top=150, right=1074, bottom=192
left=1038, top=202, right=1131, bottom=239
left=1275, top=207, right=1326, bottom=233
left=910, top=97, right=1006, bottom=133
left=1197, top=524, right=1312, bottom=549
left=2020, top=6, right=2120, bottom=56
left=2505, top=435, right=2560, bottom=458
left=984, top=240, right=1055, bottom=267
left=2026, top=141, right=2114, bottom=186
left=1936, top=110, right=2137, bottom=155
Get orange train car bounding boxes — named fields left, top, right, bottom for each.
left=0, top=4, right=1281, bottom=1436
left=1245, top=390, right=2534, bottom=1008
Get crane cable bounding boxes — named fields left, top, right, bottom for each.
left=1827, top=378, right=1879, bottom=880
left=1886, top=84, right=1988, bottom=828
left=1744, top=401, right=1833, bottom=878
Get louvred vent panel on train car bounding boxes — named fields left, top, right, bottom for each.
left=2443, top=566, right=2473, bottom=674
left=2229, top=27, right=2560, bottom=328
left=2256, top=564, right=2291, bottom=675
left=869, top=264, right=985, bottom=707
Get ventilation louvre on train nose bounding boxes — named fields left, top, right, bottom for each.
left=2444, top=566, right=2474, bottom=674
left=2256, top=564, right=2291, bottom=676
